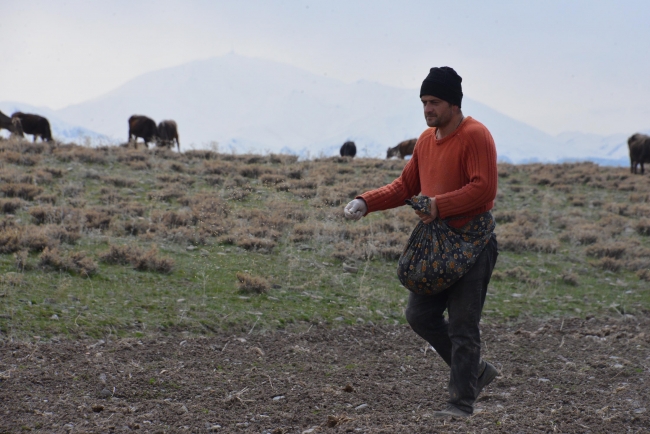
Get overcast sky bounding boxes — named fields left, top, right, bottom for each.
left=2, top=0, right=649, bottom=135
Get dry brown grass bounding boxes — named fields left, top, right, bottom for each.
left=61, top=183, right=84, bottom=198
left=0, top=198, right=26, bottom=214
left=638, top=269, right=650, bottom=281
left=1, top=183, right=43, bottom=201
left=157, top=174, right=195, bottom=186
left=235, top=236, right=276, bottom=252
left=236, top=272, right=269, bottom=294
left=560, top=223, right=602, bottom=245
left=42, top=166, right=64, bottom=178
left=491, top=266, right=542, bottom=285
left=184, top=150, right=219, bottom=160
left=625, top=258, right=650, bottom=272
left=99, top=244, right=174, bottom=273
left=204, top=175, right=224, bottom=186
left=290, top=222, right=318, bottom=242
left=0, top=226, right=24, bottom=254
left=152, top=209, right=193, bottom=229
left=1, top=151, right=41, bottom=166
left=169, top=162, right=186, bottom=173
left=38, top=247, right=97, bottom=276
left=127, top=160, right=151, bottom=170
left=84, top=209, right=113, bottom=230
left=13, top=249, right=30, bottom=271
left=98, top=188, right=123, bottom=206
left=20, top=227, right=57, bottom=252
left=636, top=218, right=650, bottom=236
left=103, top=176, right=136, bottom=188
left=131, top=246, right=174, bottom=273
left=595, top=257, right=623, bottom=272
left=560, top=271, right=580, bottom=286
left=2, top=139, right=650, bottom=285
left=110, top=218, right=151, bottom=237
left=115, top=148, right=149, bottom=163
left=147, top=187, right=185, bottom=202
left=60, top=147, right=108, bottom=164
left=0, top=223, right=60, bottom=254
left=629, top=204, right=650, bottom=218
left=269, top=153, right=299, bottom=165
left=121, top=203, right=146, bottom=217
left=585, top=242, right=628, bottom=259
left=99, top=244, right=141, bottom=265
left=260, top=173, right=286, bottom=185
left=0, top=140, right=48, bottom=154
left=29, top=206, right=80, bottom=225
left=42, top=224, right=81, bottom=244
left=203, top=161, right=236, bottom=176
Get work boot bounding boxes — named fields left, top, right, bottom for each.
left=476, top=361, right=498, bottom=397
left=433, top=404, right=471, bottom=418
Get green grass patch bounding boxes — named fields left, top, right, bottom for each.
left=0, top=141, right=649, bottom=339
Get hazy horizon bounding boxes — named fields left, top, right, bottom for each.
left=2, top=1, right=650, bottom=136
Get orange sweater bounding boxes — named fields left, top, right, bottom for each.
left=359, top=117, right=498, bottom=228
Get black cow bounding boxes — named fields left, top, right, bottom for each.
left=628, top=133, right=650, bottom=175
left=11, top=112, right=51, bottom=142
left=0, top=110, right=24, bottom=137
left=340, top=141, right=357, bottom=157
left=386, top=138, right=417, bottom=159
left=128, top=115, right=157, bottom=148
left=157, top=120, right=180, bottom=152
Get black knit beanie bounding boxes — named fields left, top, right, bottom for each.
left=420, top=66, right=463, bottom=108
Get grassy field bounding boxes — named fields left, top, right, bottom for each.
left=0, top=138, right=649, bottom=340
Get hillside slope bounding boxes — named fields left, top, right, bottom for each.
left=51, top=54, right=631, bottom=163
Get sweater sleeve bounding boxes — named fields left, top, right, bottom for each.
left=435, top=125, right=498, bottom=219
left=358, top=145, right=422, bottom=214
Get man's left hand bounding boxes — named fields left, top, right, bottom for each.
left=415, top=197, right=438, bottom=224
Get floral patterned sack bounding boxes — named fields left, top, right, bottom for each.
left=397, top=196, right=495, bottom=295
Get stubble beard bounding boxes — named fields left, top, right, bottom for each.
left=425, top=112, right=450, bottom=129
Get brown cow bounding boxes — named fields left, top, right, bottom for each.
left=11, top=112, right=51, bottom=142
left=386, top=138, right=417, bottom=159
left=0, top=110, right=24, bottom=137
left=156, top=120, right=180, bottom=152
left=128, top=115, right=157, bottom=148
left=339, top=141, right=356, bottom=157
left=628, top=133, right=650, bottom=175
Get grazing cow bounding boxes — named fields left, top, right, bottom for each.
left=386, top=138, right=417, bottom=159
left=340, top=141, right=357, bottom=157
left=128, top=115, right=157, bottom=148
left=157, top=120, right=180, bottom=152
left=628, top=133, right=650, bottom=175
left=0, top=110, right=24, bottom=137
left=11, top=112, right=51, bottom=142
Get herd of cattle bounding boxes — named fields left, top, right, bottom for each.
left=0, top=111, right=180, bottom=152
left=340, top=138, right=418, bottom=160
left=127, top=115, right=180, bottom=151
left=2, top=109, right=650, bottom=168
left=0, top=111, right=51, bottom=142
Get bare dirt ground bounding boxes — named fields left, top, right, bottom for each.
left=1, top=315, right=649, bottom=433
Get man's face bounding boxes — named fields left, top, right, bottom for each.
left=421, top=95, right=454, bottom=128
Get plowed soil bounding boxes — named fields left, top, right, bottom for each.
left=1, top=315, right=649, bottom=433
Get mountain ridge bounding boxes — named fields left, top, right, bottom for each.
left=2, top=54, right=642, bottom=165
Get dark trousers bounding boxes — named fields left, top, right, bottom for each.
left=405, top=234, right=498, bottom=413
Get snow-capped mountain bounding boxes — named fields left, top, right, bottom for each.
left=2, top=54, right=641, bottom=164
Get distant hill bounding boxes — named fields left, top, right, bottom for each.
left=3, top=54, right=643, bottom=164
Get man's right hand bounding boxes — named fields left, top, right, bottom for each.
left=344, top=199, right=367, bottom=220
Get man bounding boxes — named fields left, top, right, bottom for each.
left=343, top=66, right=499, bottom=417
